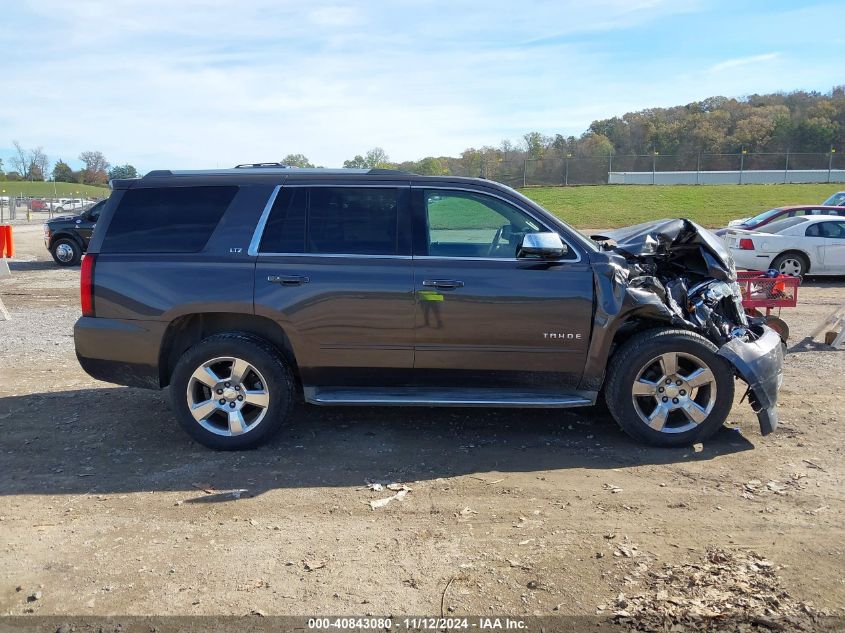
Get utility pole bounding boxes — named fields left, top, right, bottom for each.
left=564, top=153, right=571, bottom=186
left=652, top=150, right=658, bottom=185
left=739, top=146, right=746, bottom=185
left=829, top=147, right=836, bottom=183
left=784, top=149, right=790, bottom=184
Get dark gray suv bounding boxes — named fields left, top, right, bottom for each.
left=74, top=166, right=784, bottom=450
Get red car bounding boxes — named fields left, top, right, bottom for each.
left=30, top=199, right=47, bottom=211
left=716, top=205, right=845, bottom=236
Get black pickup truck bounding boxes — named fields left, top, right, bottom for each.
left=73, top=166, right=783, bottom=450
left=43, top=200, right=105, bottom=266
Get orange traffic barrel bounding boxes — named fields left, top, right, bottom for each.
left=0, top=225, right=13, bottom=258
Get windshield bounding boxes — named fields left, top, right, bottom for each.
left=759, top=216, right=808, bottom=234
left=743, top=207, right=784, bottom=226
left=822, top=192, right=845, bottom=206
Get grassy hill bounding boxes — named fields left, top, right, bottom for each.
left=0, top=181, right=110, bottom=199
left=522, top=183, right=840, bottom=228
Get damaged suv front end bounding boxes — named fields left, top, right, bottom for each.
left=590, top=219, right=784, bottom=436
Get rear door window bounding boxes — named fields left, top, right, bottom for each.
left=260, top=186, right=401, bottom=256
left=101, top=186, right=237, bottom=253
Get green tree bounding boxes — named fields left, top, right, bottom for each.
left=108, top=164, right=138, bottom=180
left=343, top=154, right=367, bottom=168
left=413, top=156, right=446, bottom=175
left=79, top=150, right=110, bottom=185
left=344, top=148, right=391, bottom=169
left=522, top=132, right=551, bottom=159
left=52, top=160, right=75, bottom=183
left=364, top=147, right=390, bottom=168
left=281, top=153, right=314, bottom=168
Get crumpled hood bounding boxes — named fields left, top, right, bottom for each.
left=592, top=218, right=736, bottom=282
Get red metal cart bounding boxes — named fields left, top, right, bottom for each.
left=735, top=270, right=800, bottom=341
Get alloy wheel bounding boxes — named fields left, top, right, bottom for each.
left=186, top=356, right=270, bottom=436
left=777, top=257, right=803, bottom=277
left=630, top=351, right=717, bottom=433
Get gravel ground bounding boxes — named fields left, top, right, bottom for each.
left=0, top=224, right=843, bottom=626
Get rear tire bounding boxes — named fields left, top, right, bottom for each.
left=771, top=252, right=808, bottom=278
left=169, top=333, right=294, bottom=450
left=604, top=329, right=735, bottom=447
left=51, top=238, right=81, bottom=266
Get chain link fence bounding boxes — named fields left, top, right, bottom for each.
left=446, top=151, right=845, bottom=187
left=0, top=194, right=107, bottom=223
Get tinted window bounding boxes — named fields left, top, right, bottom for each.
left=260, top=187, right=400, bottom=255
left=308, top=188, right=398, bottom=255
left=761, top=217, right=808, bottom=233
left=87, top=200, right=105, bottom=222
left=424, top=190, right=544, bottom=258
left=259, top=187, right=307, bottom=253
left=102, top=186, right=236, bottom=253
left=818, top=221, right=845, bottom=239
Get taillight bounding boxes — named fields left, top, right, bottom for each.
left=738, top=238, right=754, bottom=250
left=80, top=254, right=96, bottom=317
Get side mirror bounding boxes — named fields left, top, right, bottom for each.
left=517, top=232, right=568, bottom=259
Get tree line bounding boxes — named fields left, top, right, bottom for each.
left=289, top=87, right=845, bottom=180
left=0, top=143, right=137, bottom=186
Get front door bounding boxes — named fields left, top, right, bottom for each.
left=411, top=187, right=594, bottom=389
left=819, top=220, right=845, bottom=273
left=254, top=184, right=414, bottom=386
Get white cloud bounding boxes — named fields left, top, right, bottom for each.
left=709, top=53, right=780, bottom=72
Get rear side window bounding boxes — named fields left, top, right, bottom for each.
left=101, top=186, right=237, bottom=253
left=260, top=187, right=399, bottom=255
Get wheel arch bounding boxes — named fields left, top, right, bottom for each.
left=158, top=313, right=299, bottom=388
left=49, top=231, right=84, bottom=251
left=579, top=306, right=677, bottom=392
left=771, top=249, right=811, bottom=273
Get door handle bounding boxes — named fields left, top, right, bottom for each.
left=268, top=274, right=310, bottom=286
left=422, top=279, right=464, bottom=290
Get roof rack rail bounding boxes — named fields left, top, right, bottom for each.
left=234, top=162, right=291, bottom=169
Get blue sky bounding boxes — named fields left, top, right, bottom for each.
left=1, top=0, right=843, bottom=173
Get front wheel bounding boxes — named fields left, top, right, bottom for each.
left=51, top=238, right=82, bottom=266
left=169, top=333, right=294, bottom=450
left=604, top=329, right=735, bottom=447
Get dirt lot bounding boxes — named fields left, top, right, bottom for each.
left=1, top=224, right=843, bottom=623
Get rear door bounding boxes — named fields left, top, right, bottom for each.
left=410, top=186, right=594, bottom=389
left=253, top=183, right=415, bottom=386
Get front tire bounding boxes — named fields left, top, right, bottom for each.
left=169, top=333, right=294, bottom=450
left=51, top=238, right=82, bottom=266
left=604, top=329, right=735, bottom=447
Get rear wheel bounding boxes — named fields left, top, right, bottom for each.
left=169, top=333, right=294, bottom=450
left=604, top=329, right=735, bottom=447
left=51, top=238, right=81, bottom=266
left=771, top=252, right=808, bottom=278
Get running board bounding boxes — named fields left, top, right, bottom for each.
left=303, top=386, right=594, bottom=408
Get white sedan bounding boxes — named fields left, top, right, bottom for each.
left=724, top=215, right=845, bottom=277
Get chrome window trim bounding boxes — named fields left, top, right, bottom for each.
left=413, top=185, right=582, bottom=263
left=249, top=182, right=582, bottom=263
left=248, top=184, right=282, bottom=256
left=258, top=252, right=412, bottom=260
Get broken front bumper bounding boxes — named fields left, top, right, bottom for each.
left=717, top=327, right=784, bottom=436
